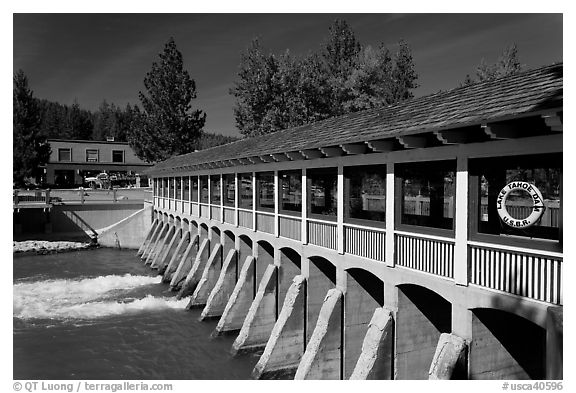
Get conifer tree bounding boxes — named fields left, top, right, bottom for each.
left=13, top=70, right=50, bottom=186
left=130, top=37, right=206, bottom=162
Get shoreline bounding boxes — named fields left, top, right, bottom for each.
left=13, top=240, right=98, bottom=255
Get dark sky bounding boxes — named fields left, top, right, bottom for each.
left=13, top=13, right=563, bottom=137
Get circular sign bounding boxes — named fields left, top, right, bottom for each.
left=496, top=181, right=545, bottom=229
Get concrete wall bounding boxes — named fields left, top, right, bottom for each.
left=98, top=204, right=153, bottom=249
left=396, top=285, right=452, bottom=380
left=470, top=309, right=546, bottom=380
left=14, top=202, right=144, bottom=240
left=307, top=257, right=336, bottom=345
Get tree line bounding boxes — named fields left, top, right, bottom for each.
left=14, top=16, right=524, bottom=187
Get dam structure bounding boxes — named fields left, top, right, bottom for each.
left=139, top=63, right=563, bottom=380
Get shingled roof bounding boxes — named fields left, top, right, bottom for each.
left=149, top=62, right=562, bottom=175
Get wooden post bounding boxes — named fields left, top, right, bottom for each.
left=80, top=188, right=85, bottom=204
left=45, top=189, right=50, bottom=205
left=252, top=172, right=257, bottom=231
left=301, top=168, right=308, bottom=245
left=337, top=165, right=344, bottom=254
left=274, top=170, right=279, bottom=237
left=234, top=173, right=239, bottom=227
left=454, top=156, right=469, bottom=286
left=385, top=163, right=395, bottom=267
left=220, top=173, right=224, bottom=224
left=113, top=188, right=117, bottom=203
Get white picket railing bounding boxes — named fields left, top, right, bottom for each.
left=344, top=224, right=385, bottom=262
left=395, top=231, right=454, bottom=278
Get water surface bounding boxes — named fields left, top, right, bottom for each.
left=13, top=248, right=259, bottom=379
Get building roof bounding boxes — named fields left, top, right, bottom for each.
left=149, top=62, right=562, bottom=175
left=47, top=139, right=131, bottom=145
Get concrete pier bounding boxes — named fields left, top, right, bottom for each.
left=428, top=333, right=467, bottom=380
left=177, top=238, right=210, bottom=299
left=144, top=222, right=168, bottom=264
left=231, top=264, right=278, bottom=355
left=252, top=275, right=306, bottom=379
left=138, top=218, right=158, bottom=256
left=148, top=225, right=174, bottom=267
left=152, top=227, right=180, bottom=271
left=201, top=249, right=238, bottom=320
left=187, top=244, right=223, bottom=308
left=295, top=288, right=343, bottom=380
left=213, top=256, right=256, bottom=336
left=349, top=308, right=394, bottom=380
left=168, top=234, right=198, bottom=288
left=162, top=231, right=190, bottom=280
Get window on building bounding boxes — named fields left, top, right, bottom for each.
left=58, top=148, right=71, bottom=162
left=183, top=176, right=190, bottom=201
left=86, top=149, right=99, bottom=162
left=191, top=176, right=199, bottom=202
left=200, top=176, right=209, bottom=204
left=470, top=153, right=561, bottom=245
left=210, top=175, right=221, bottom=205
left=397, top=160, right=456, bottom=231
left=112, top=150, right=125, bottom=163
left=223, top=174, right=235, bottom=207
left=239, top=173, right=253, bottom=209
left=175, top=177, right=182, bottom=200
left=256, top=172, right=275, bottom=212
left=345, top=165, right=386, bottom=224
left=280, top=170, right=302, bottom=214
left=162, top=178, right=168, bottom=198
left=308, top=168, right=338, bottom=218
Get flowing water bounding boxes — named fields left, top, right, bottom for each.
left=13, top=248, right=259, bottom=380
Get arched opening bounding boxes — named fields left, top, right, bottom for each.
left=199, top=223, right=209, bottom=240
left=344, top=268, right=387, bottom=379
left=255, top=240, right=275, bottom=294
left=223, top=230, right=235, bottom=258
left=470, top=308, right=546, bottom=380
left=307, top=256, right=337, bottom=345
left=396, top=284, right=452, bottom=380
left=189, top=220, right=198, bottom=234
left=278, top=247, right=302, bottom=309
left=210, top=226, right=221, bottom=245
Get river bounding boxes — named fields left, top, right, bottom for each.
left=13, top=248, right=259, bottom=380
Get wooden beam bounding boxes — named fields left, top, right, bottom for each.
left=259, top=155, right=276, bottom=163
left=239, top=158, right=252, bottom=165
left=285, top=151, right=306, bottom=161
left=340, top=143, right=368, bottom=155
left=366, top=140, right=395, bottom=152
left=397, top=135, right=427, bottom=149
left=320, top=146, right=345, bottom=157
left=300, top=149, right=324, bottom=159
left=272, top=153, right=291, bottom=162
left=482, top=123, right=523, bottom=139
left=434, top=129, right=473, bottom=144
left=542, top=113, right=562, bottom=132
left=248, top=156, right=264, bottom=164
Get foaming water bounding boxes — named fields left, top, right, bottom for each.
left=13, top=248, right=258, bottom=379
left=13, top=274, right=188, bottom=319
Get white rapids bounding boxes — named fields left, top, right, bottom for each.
left=13, top=274, right=189, bottom=320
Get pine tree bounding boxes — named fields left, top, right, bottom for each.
left=389, top=40, right=419, bottom=102
left=466, top=44, right=523, bottom=85
left=13, top=70, right=50, bottom=186
left=130, top=37, right=206, bottom=162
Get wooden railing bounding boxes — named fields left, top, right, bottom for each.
left=308, top=218, right=337, bottom=250
left=279, top=215, right=301, bottom=241
left=223, top=207, right=235, bottom=224
left=211, top=205, right=221, bottom=221
left=238, top=209, right=253, bottom=229
left=395, top=231, right=454, bottom=278
left=256, top=211, right=275, bottom=234
left=344, top=224, right=385, bottom=262
left=469, top=242, right=563, bottom=305
left=200, top=204, right=210, bottom=218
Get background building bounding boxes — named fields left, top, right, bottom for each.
left=45, top=138, right=152, bottom=188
